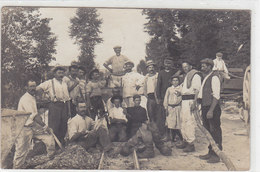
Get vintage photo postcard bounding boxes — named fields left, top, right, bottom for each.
left=0, top=2, right=255, bottom=170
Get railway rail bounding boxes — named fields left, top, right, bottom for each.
left=98, top=149, right=140, bottom=170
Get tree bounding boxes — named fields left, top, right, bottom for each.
left=143, top=9, right=250, bottom=70
left=69, top=8, right=103, bottom=75
left=1, top=7, right=57, bottom=108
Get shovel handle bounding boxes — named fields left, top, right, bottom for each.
left=50, top=130, right=63, bottom=150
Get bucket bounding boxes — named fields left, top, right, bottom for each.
left=1, top=108, right=31, bottom=168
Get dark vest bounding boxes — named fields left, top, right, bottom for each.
left=202, top=72, right=220, bottom=106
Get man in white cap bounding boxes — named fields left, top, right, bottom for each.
left=213, top=52, right=230, bottom=79
left=103, top=46, right=130, bottom=87
left=143, top=60, right=158, bottom=122
left=122, top=61, right=144, bottom=107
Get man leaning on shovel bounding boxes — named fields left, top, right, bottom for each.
left=13, top=79, right=55, bottom=169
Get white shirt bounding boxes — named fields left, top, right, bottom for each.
left=109, top=107, right=128, bottom=122
left=67, top=114, right=95, bottom=140
left=106, top=97, right=127, bottom=114
left=198, top=72, right=221, bottom=100
left=145, top=73, right=158, bottom=94
left=37, top=78, right=70, bottom=102
left=63, top=76, right=81, bottom=101
left=18, top=92, right=38, bottom=126
left=181, top=74, right=201, bottom=95
left=122, top=71, right=144, bottom=98
left=213, top=58, right=229, bottom=74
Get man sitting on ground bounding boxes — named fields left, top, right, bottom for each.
left=126, top=94, right=148, bottom=138
left=67, top=101, right=113, bottom=152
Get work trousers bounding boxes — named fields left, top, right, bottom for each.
left=147, top=94, right=158, bottom=122
left=77, top=125, right=113, bottom=151
left=70, top=100, right=77, bottom=118
left=155, top=103, right=166, bottom=136
left=109, top=123, right=127, bottom=142
left=181, top=100, right=196, bottom=143
left=128, top=124, right=153, bottom=147
left=201, top=104, right=223, bottom=153
left=48, top=102, right=69, bottom=146
left=13, top=126, right=55, bottom=169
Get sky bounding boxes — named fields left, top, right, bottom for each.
left=39, top=8, right=151, bottom=69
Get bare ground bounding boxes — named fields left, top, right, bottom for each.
left=104, top=102, right=250, bottom=171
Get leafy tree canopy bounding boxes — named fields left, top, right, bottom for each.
left=142, top=9, right=250, bottom=70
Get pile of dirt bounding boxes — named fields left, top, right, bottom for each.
left=33, top=144, right=101, bottom=169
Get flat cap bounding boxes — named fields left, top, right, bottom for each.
left=146, top=60, right=156, bottom=67
left=216, top=52, right=223, bottom=57
left=113, top=45, right=121, bottom=49
left=181, top=59, right=194, bottom=66
left=200, top=58, right=214, bottom=66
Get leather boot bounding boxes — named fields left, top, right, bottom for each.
left=183, top=143, right=195, bottom=152
left=137, top=143, right=155, bottom=159
left=207, top=154, right=220, bottom=163
left=199, top=149, right=213, bottom=160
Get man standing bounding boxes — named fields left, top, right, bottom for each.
left=156, top=58, right=181, bottom=138
left=177, top=60, right=202, bottom=152
left=103, top=46, right=130, bottom=87
left=78, top=65, right=87, bottom=102
left=67, top=101, right=113, bottom=152
left=13, top=79, right=55, bottom=169
left=37, top=66, right=70, bottom=146
left=143, top=60, right=158, bottom=122
left=198, top=58, right=222, bottom=163
left=63, top=63, right=81, bottom=118
left=122, top=61, right=144, bottom=107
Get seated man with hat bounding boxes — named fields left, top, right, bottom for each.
left=108, top=95, right=128, bottom=142
left=103, top=46, right=130, bottom=87
left=213, top=52, right=230, bottom=79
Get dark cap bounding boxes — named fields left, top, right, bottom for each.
left=200, top=58, right=214, bottom=67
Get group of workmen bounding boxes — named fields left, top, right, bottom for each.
left=13, top=45, right=230, bottom=169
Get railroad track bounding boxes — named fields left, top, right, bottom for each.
left=98, top=149, right=140, bottom=170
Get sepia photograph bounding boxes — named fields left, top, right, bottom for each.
left=1, top=4, right=252, bottom=171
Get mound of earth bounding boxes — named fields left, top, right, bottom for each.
left=32, top=144, right=101, bottom=169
